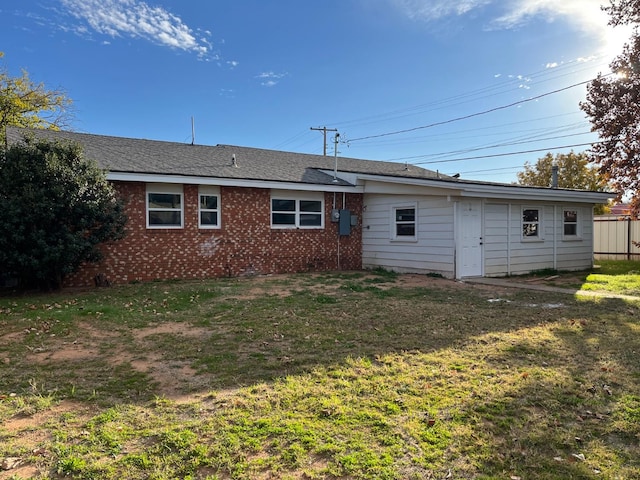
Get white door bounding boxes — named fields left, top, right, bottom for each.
left=458, top=201, right=483, bottom=277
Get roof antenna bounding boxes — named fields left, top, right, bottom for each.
left=191, top=116, right=195, bottom=145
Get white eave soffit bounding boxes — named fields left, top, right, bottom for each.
left=106, top=172, right=363, bottom=193
left=350, top=173, right=615, bottom=204
left=458, top=185, right=615, bottom=204
left=107, top=171, right=614, bottom=203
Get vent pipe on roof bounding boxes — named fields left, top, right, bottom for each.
left=232, top=154, right=238, bottom=167
left=191, top=116, right=195, bottom=145
left=551, top=162, right=559, bottom=188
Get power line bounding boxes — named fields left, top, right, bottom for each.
left=411, top=131, right=592, bottom=162
left=326, top=56, right=608, bottom=131
left=386, top=129, right=591, bottom=162
left=412, top=141, right=603, bottom=166
left=272, top=129, right=310, bottom=149
left=346, top=77, right=605, bottom=144
left=353, top=113, right=587, bottom=148
left=454, top=165, right=526, bottom=175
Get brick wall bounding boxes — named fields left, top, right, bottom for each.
left=64, top=182, right=363, bottom=287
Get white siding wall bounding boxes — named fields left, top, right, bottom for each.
left=484, top=203, right=594, bottom=277
left=362, top=194, right=455, bottom=277
left=483, top=203, right=510, bottom=277
left=363, top=194, right=595, bottom=278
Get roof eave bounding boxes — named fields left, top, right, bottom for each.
left=352, top=173, right=616, bottom=204
left=106, top=171, right=363, bottom=193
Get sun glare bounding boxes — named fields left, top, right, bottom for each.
left=601, top=24, right=634, bottom=62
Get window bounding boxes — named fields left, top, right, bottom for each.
left=522, top=208, right=540, bottom=238
left=199, top=186, right=220, bottom=228
left=392, top=205, right=417, bottom=240
left=147, top=184, right=183, bottom=228
left=563, top=209, right=578, bottom=237
left=271, top=191, right=323, bottom=228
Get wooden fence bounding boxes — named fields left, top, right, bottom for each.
left=594, top=216, right=640, bottom=260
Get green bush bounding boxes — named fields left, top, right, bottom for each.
left=0, top=134, right=126, bottom=289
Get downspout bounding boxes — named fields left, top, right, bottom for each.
left=553, top=205, right=558, bottom=270
left=336, top=192, right=346, bottom=271
left=333, top=192, right=340, bottom=270
left=507, top=204, right=512, bottom=276
left=454, top=201, right=458, bottom=278
left=552, top=163, right=559, bottom=271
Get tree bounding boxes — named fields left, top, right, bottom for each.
left=0, top=136, right=127, bottom=289
left=0, top=52, right=72, bottom=144
left=517, top=151, right=608, bottom=190
left=580, top=0, right=640, bottom=215
left=517, top=151, right=610, bottom=214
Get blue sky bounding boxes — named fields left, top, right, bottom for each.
left=0, top=0, right=630, bottom=183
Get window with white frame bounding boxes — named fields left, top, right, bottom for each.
left=271, top=190, right=323, bottom=228
left=392, top=204, right=417, bottom=240
left=199, top=186, right=221, bottom=228
left=522, top=208, right=540, bottom=238
left=147, top=184, right=183, bottom=228
left=563, top=209, right=578, bottom=237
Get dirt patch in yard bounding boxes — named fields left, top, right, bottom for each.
left=1, top=400, right=98, bottom=480
left=10, top=273, right=518, bottom=401
left=226, top=272, right=507, bottom=300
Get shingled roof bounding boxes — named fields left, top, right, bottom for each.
left=6, top=127, right=448, bottom=186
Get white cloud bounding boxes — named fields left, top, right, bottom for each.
left=390, top=0, right=633, bottom=60
left=257, top=72, right=287, bottom=79
left=390, top=0, right=491, bottom=21
left=256, top=71, right=288, bottom=86
left=488, top=0, right=609, bottom=40
left=59, top=0, right=211, bottom=58
left=491, top=0, right=634, bottom=62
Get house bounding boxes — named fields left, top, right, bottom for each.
left=5, top=127, right=615, bottom=287
left=609, top=203, right=631, bottom=216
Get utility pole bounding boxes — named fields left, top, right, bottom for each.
left=310, top=126, right=338, bottom=156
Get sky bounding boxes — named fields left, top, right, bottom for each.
left=0, top=0, right=632, bottom=183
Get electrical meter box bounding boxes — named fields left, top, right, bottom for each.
left=339, top=209, right=351, bottom=236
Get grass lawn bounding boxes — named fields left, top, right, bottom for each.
left=520, top=260, right=640, bottom=297
left=1, top=267, right=639, bottom=479
left=582, top=260, right=640, bottom=296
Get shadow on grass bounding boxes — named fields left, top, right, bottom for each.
left=1, top=272, right=639, bottom=478
left=461, top=296, right=640, bottom=478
